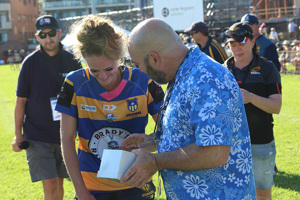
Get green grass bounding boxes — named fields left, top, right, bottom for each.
left=0, top=64, right=299, bottom=199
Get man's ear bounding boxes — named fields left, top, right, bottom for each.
left=58, top=29, right=62, bottom=39
left=35, top=34, right=40, bottom=43
left=149, top=51, right=161, bottom=67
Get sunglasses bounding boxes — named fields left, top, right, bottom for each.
left=225, top=29, right=252, bottom=38
left=190, top=31, right=198, bottom=36
left=38, top=30, right=57, bottom=39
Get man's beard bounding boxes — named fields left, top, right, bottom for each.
left=144, top=54, right=168, bottom=85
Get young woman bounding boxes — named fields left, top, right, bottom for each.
left=55, top=15, right=164, bottom=200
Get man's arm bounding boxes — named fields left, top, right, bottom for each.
left=60, top=113, right=95, bottom=200
left=120, top=143, right=230, bottom=188
left=12, top=97, right=27, bottom=152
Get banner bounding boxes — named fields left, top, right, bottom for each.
left=153, top=0, right=204, bottom=31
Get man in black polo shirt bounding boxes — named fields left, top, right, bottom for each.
left=12, top=15, right=82, bottom=199
left=185, top=21, right=228, bottom=64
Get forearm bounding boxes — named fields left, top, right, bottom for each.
left=14, top=97, right=27, bottom=139
left=248, top=93, right=282, bottom=114
left=61, top=137, right=88, bottom=194
left=60, top=114, right=89, bottom=195
left=154, top=143, right=230, bottom=171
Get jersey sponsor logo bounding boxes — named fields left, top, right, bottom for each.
left=81, top=104, right=96, bottom=112
left=251, top=66, right=261, bottom=74
left=89, top=127, right=131, bottom=159
left=103, top=104, right=117, bottom=111
left=127, top=98, right=138, bottom=112
left=105, top=113, right=117, bottom=121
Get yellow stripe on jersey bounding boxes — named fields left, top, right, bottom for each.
left=73, top=95, right=148, bottom=121
left=209, top=46, right=215, bottom=60
left=82, top=171, right=134, bottom=191
left=85, top=68, right=90, bottom=80
left=78, top=136, right=92, bottom=153
left=65, top=78, right=74, bottom=86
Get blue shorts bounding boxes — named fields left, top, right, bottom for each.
left=26, top=140, right=69, bottom=182
left=74, top=182, right=155, bottom=200
left=251, top=140, right=276, bottom=190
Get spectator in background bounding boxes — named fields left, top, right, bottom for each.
left=19, top=49, right=26, bottom=61
left=224, top=22, right=282, bottom=200
left=185, top=21, right=228, bottom=64
left=291, top=39, right=300, bottom=52
left=279, top=40, right=292, bottom=73
left=241, top=14, right=281, bottom=72
left=288, top=19, right=298, bottom=40
left=269, top=27, right=279, bottom=42
left=185, top=36, right=197, bottom=48
left=14, top=49, right=22, bottom=70
left=8, top=49, right=15, bottom=70
left=259, top=23, right=268, bottom=37
left=12, top=15, right=82, bottom=200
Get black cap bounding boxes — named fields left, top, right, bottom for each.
left=225, top=22, right=254, bottom=44
left=241, top=14, right=259, bottom=25
left=185, top=21, right=208, bottom=33
left=35, top=15, right=59, bottom=34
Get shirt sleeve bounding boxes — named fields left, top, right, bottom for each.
left=16, top=61, right=31, bottom=98
left=265, top=44, right=281, bottom=72
left=264, top=61, right=282, bottom=95
left=55, top=77, right=78, bottom=118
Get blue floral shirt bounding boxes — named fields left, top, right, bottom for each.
left=157, top=47, right=256, bottom=200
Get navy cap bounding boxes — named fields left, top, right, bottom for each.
left=241, top=14, right=259, bottom=25
left=225, top=22, right=254, bottom=44
left=35, top=15, right=59, bottom=33
left=185, top=21, right=208, bottom=33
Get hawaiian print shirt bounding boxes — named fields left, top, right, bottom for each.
left=157, top=47, right=256, bottom=200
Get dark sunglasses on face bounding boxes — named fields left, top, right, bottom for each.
left=225, top=29, right=252, bottom=38
left=38, top=30, right=57, bottom=39
left=190, top=31, right=198, bottom=36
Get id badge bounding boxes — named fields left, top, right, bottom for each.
left=50, top=97, right=61, bottom=121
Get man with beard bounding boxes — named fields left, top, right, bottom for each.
left=12, top=15, right=82, bottom=199
left=120, top=18, right=256, bottom=200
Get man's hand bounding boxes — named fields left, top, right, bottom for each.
left=120, top=149, right=159, bottom=188
left=12, top=136, right=24, bottom=152
left=122, top=133, right=158, bottom=152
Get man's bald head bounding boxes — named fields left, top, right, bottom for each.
left=128, top=18, right=183, bottom=58
left=128, top=18, right=188, bottom=84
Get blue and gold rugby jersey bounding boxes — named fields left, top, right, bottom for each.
left=55, top=66, right=164, bottom=193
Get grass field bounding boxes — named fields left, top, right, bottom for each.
left=0, top=64, right=299, bottom=199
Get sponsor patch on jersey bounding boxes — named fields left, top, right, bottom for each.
left=81, top=104, right=96, bottom=112
left=103, top=104, right=117, bottom=112
left=105, top=113, right=117, bottom=121
left=251, top=66, right=261, bottom=72
left=88, top=127, right=131, bottom=159
left=127, top=98, right=138, bottom=112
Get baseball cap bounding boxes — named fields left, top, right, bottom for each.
left=35, top=15, right=59, bottom=34
left=184, top=21, right=208, bottom=33
left=241, top=14, right=259, bottom=25
left=225, top=22, right=254, bottom=44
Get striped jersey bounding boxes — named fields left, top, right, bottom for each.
left=55, top=66, right=164, bottom=192
left=198, top=37, right=228, bottom=64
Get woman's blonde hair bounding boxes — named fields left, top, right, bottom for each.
left=70, top=15, right=127, bottom=61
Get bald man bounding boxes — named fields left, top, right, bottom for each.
left=121, top=18, right=256, bottom=200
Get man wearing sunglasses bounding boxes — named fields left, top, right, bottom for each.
left=12, top=15, right=82, bottom=199
left=241, top=14, right=281, bottom=72
left=184, top=21, right=228, bottom=64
